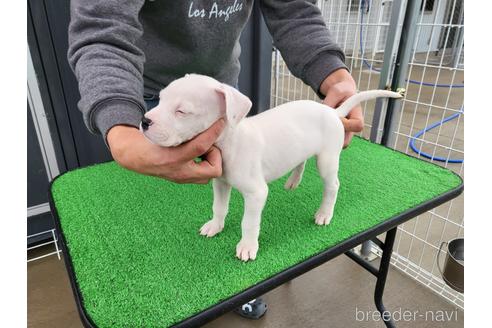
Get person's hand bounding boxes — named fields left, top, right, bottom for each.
left=320, top=68, right=364, bottom=148
left=107, top=119, right=225, bottom=184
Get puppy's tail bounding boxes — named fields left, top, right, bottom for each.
left=336, top=89, right=403, bottom=118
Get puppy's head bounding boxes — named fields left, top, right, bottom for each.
left=141, top=74, right=252, bottom=147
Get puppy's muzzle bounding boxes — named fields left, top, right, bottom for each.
left=141, top=117, right=153, bottom=131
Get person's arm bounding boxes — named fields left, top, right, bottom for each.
left=68, top=0, right=223, bottom=183
left=107, top=122, right=224, bottom=184
left=68, top=0, right=147, bottom=139
left=259, top=0, right=363, bottom=147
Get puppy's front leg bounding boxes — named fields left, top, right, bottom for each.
left=236, top=182, right=268, bottom=261
left=200, top=178, right=231, bottom=237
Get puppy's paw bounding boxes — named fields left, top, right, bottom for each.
left=284, top=174, right=301, bottom=190
left=236, top=239, right=259, bottom=262
left=199, top=220, right=224, bottom=237
left=314, top=210, right=333, bottom=225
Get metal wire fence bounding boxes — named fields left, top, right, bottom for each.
left=270, top=0, right=464, bottom=309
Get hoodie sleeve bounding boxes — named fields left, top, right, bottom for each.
left=67, top=0, right=147, bottom=140
left=259, top=0, right=348, bottom=97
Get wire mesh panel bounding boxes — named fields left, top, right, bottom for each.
left=271, top=0, right=394, bottom=139
left=269, top=0, right=464, bottom=308
left=387, top=0, right=464, bottom=308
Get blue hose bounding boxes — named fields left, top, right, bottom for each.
left=408, top=108, right=464, bottom=163
left=359, top=1, right=464, bottom=163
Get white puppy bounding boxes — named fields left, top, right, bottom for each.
left=141, top=74, right=402, bottom=261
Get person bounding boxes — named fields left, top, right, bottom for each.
left=68, top=0, right=363, bottom=320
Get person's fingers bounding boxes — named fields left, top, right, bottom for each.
left=323, top=90, right=349, bottom=108
left=343, top=117, right=364, bottom=133
left=175, top=147, right=222, bottom=183
left=161, top=168, right=211, bottom=184
left=347, top=104, right=363, bottom=121
left=194, top=179, right=211, bottom=184
left=340, top=105, right=362, bottom=148
left=191, top=146, right=223, bottom=177
left=321, top=80, right=363, bottom=149
left=200, top=146, right=222, bottom=170
left=339, top=105, right=363, bottom=133
left=323, top=84, right=354, bottom=108
left=343, top=131, right=354, bottom=149
left=175, top=177, right=210, bottom=184
left=340, top=117, right=350, bottom=130
left=173, top=119, right=225, bottom=161
left=170, top=177, right=210, bottom=184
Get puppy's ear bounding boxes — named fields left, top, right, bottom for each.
left=215, top=84, right=252, bottom=125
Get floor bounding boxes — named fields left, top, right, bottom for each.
left=28, top=244, right=463, bottom=328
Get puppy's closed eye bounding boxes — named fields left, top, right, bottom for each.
left=174, top=101, right=196, bottom=117
left=175, top=108, right=192, bottom=117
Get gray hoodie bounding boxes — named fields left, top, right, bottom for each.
left=68, top=0, right=347, bottom=140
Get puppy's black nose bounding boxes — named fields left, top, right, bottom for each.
left=141, top=117, right=152, bottom=130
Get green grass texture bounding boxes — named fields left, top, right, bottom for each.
left=51, top=137, right=462, bottom=327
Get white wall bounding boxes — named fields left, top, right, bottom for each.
left=414, top=0, right=450, bottom=53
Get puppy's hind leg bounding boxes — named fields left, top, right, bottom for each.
left=200, top=178, right=231, bottom=237
left=314, top=152, right=340, bottom=225
left=284, top=161, right=306, bottom=190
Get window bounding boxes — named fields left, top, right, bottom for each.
left=347, top=0, right=361, bottom=12
left=421, top=0, right=435, bottom=12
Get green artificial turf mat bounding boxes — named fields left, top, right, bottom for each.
left=51, top=137, right=462, bottom=327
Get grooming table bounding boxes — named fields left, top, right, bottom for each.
left=49, top=137, right=462, bottom=328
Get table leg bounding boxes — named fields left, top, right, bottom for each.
left=374, top=227, right=397, bottom=328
